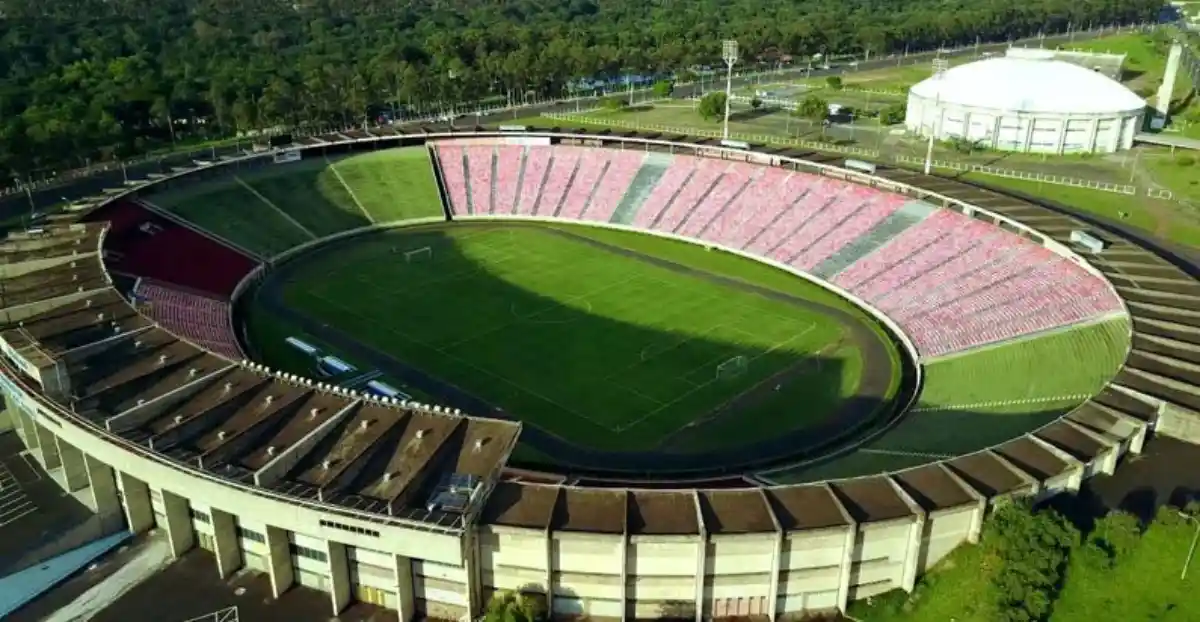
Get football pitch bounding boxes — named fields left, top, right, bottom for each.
left=257, top=222, right=902, bottom=455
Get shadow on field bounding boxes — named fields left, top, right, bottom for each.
left=247, top=221, right=920, bottom=478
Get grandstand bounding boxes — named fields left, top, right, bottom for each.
left=5, top=127, right=1199, bottom=622
left=433, top=144, right=1125, bottom=359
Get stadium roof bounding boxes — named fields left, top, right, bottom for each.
left=909, top=57, right=1145, bottom=114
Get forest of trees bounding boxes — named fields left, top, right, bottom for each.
left=0, top=0, right=1165, bottom=179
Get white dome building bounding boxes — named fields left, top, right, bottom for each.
left=905, top=56, right=1146, bottom=154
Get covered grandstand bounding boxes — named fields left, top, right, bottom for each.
left=0, top=128, right=1197, bottom=622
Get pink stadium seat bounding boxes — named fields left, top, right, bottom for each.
left=583, top=151, right=644, bottom=222
left=436, top=145, right=470, bottom=216
left=790, top=193, right=905, bottom=271
left=633, top=157, right=697, bottom=228
left=650, top=158, right=727, bottom=233
left=534, top=147, right=582, bottom=216
left=492, top=146, right=525, bottom=215
left=676, top=163, right=755, bottom=237
left=700, top=168, right=791, bottom=247
left=743, top=174, right=836, bottom=256
left=557, top=149, right=609, bottom=220
left=464, top=146, right=494, bottom=214
left=515, top=147, right=553, bottom=215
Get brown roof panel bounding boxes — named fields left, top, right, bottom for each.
left=830, top=478, right=913, bottom=523
left=766, top=484, right=849, bottom=530
left=482, top=482, right=558, bottom=529
left=946, top=451, right=1028, bottom=497
left=698, top=490, right=777, bottom=534
left=351, top=410, right=459, bottom=503
left=1034, top=421, right=1107, bottom=461
left=552, top=488, right=626, bottom=534
left=893, top=464, right=974, bottom=511
left=629, top=490, right=699, bottom=535
left=238, top=390, right=355, bottom=470
left=994, top=437, right=1071, bottom=479
left=450, top=418, right=521, bottom=478
left=149, top=367, right=264, bottom=436
left=296, top=404, right=403, bottom=489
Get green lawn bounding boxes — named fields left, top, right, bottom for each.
left=148, top=147, right=446, bottom=257
left=264, top=222, right=897, bottom=452
left=764, top=317, right=1130, bottom=483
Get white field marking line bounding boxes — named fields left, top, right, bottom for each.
left=910, top=394, right=1092, bottom=414
left=617, top=325, right=817, bottom=433
left=232, top=175, right=317, bottom=239
left=312, top=295, right=620, bottom=432
left=511, top=299, right=593, bottom=324
left=441, top=271, right=646, bottom=350
left=325, top=156, right=375, bottom=223
left=0, top=505, right=36, bottom=528
left=859, top=448, right=957, bottom=459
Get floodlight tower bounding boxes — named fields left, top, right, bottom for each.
left=923, top=58, right=950, bottom=175
left=722, top=40, right=739, bottom=140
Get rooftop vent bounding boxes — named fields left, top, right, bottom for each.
left=136, top=398, right=145, bottom=406
left=415, top=429, right=426, bottom=440
left=322, top=459, right=333, bottom=470
left=174, top=414, right=184, bottom=424
left=72, top=274, right=78, bottom=281
left=473, top=438, right=485, bottom=451
left=134, top=339, right=143, bottom=348
left=157, top=354, right=168, bottom=364
left=266, top=446, right=277, bottom=457
left=382, top=472, right=394, bottom=482
left=359, top=419, right=371, bottom=430
left=188, top=367, right=198, bottom=378
left=217, top=430, right=227, bottom=440
left=96, top=312, right=105, bottom=321
left=309, top=407, right=320, bottom=418
left=85, top=299, right=93, bottom=307
left=223, top=382, right=232, bottom=393
left=264, top=395, right=274, bottom=405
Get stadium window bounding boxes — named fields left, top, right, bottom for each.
left=190, top=509, right=211, bottom=524
left=290, top=544, right=328, bottom=562
left=238, top=527, right=265, bottom=543
left=319, top=519, right=380, bottom=538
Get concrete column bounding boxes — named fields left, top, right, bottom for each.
left=85, top=454, right=121, bottom=518
left=1087, top=118, right=1100, bottom=153
left=265, top=526, right=294, bottom=598
left=544, top=531, right=554, bottom=616
left=17, top=406, right=38, bottom=450
left=211, top=508, right=242, bottom=579
left=767, top=533, right=782, bottom=621
left=900, top=516, right=926, bottom=592
left=34, top=421, right=60, bottom=470
left=327, top=540, right=352, bottom=614
left=394, top=554, right=416, bottom=622
left=836, top=525, right=856, bottom=613
left=1023, top=119, right=1035, bottom=151
left=117, top=472, right=154, bottom=534
left=56, top=437, right=89, bottom=491
left=162, top=490, right=195, bottom=559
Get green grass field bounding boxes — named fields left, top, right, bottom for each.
left=149, top=147, right=445, bottom=257
left=765, top=317, right=1130, bottom=482
left=260, top=222, right=899, bottom=453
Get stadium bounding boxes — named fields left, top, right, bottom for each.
left=1, top=124, right=1198, bottom=621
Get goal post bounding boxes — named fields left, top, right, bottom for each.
left=715, top=355, right=748, bottom=380
left=399, top=246, right=433, bottom=263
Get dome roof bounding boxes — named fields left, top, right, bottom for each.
left=909, top=57, right=1145, bottom=115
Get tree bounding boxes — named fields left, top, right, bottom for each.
left=750, top=96, right=763, bottom=109
left=652, top=79, right=674, bottom=99
left=795, top=94, right=829, bottom=122
left=825, top=75, right=843, bottom=90
left=879, top=102, right=906, bottom=125
left=981, top=501, right=1079, bottom=622
left=697, top=91, right=727, bottom=121
left=484, top=590, right=545, bottom=622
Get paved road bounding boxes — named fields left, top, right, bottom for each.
left=254, top=222, right=908, bottom=478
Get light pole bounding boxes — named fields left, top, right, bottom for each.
left=1182, top=511, right=1200, bottom=581
left=722, top=40, right=738, bottom=140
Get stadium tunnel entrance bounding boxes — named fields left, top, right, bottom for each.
left=237, top=221, right=919, bottom=480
